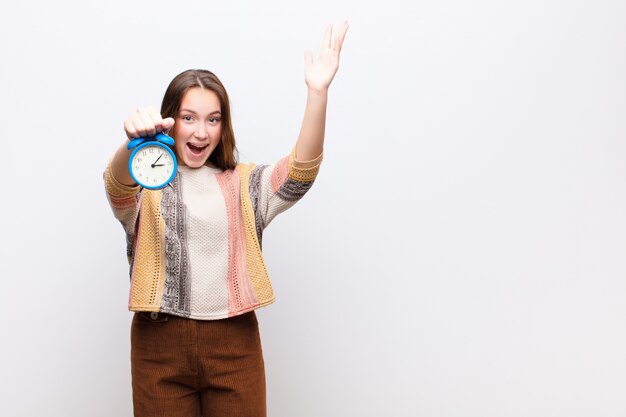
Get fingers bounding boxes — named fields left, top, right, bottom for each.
left=322, top=24, right=332, bottom=50
left=334, top=21, right=350, bottom=53
left=123, top=107, right=171, bottom=140
left=162, top=117, right=175, bottom=134
left=320, top=21, right=349, bottom=56
left=304, top=50, right=313, bottom=68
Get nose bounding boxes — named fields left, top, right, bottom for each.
left=194, top=123, right=208, bottom=140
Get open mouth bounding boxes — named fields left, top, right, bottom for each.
left=187, top=143, right=209, bottom=155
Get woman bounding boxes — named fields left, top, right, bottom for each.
left=104, top=22, right=349, bottom=417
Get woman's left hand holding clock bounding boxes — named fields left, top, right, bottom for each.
left=123, top=107, right=175, bottom=141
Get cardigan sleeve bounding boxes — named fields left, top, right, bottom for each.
left=248, top=149, right=322, bottom=238
left=103, top=162, right=142, bottom=261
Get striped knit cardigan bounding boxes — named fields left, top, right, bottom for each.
left=104, top=150, right=321, bottom=319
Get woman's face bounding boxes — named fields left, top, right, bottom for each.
left=172, top=87, right=223, bottom=168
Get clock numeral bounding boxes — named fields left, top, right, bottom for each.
left=142, top=151, right=146, bottom=156
left=149, top=148, right=155, bottom=154
left=137, top=157, right=142, bottom=162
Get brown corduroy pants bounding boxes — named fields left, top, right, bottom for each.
left=130, top=311, right=266, bottom=417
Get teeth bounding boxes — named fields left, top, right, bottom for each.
left=188, top=143, right=208, bottom=151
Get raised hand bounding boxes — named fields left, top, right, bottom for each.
left=304, top=21, right=349, bottom=93
left=294, top=21, right=350, bottom=161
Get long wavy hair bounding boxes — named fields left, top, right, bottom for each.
left=160, top=69, right=238, bottom=170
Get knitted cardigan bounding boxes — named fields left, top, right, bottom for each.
left=104, top=150, right=321, bottom=319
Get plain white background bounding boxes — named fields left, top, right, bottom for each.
left=1, top=1, right=625, bottom=416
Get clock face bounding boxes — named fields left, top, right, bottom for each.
left=129, top=143, right=177, bottom=189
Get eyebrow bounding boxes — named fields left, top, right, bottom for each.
left=179, top=109, right=222, bottom=116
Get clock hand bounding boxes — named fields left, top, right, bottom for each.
left=152, top=164, right=166, bottom=167
left=151, top=153, right=164, bottom=168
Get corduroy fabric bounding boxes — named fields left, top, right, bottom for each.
left=131, top=312, right=266, bottom=417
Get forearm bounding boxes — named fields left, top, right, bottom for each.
left=110, top=142, right=136, bottom=186
left=295, top=87, right=329, bottom=161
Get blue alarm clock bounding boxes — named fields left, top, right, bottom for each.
left=127, top=133, right=178, bottom=190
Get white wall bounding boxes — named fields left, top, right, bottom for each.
left=1, top=1, right=625, bottom=416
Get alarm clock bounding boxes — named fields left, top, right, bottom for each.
left=127, top=133, right=178, bottom=190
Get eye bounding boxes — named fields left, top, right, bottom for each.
left=181, top=115, right=194, bottom=122
left=208, top=117, right=222, bottom=125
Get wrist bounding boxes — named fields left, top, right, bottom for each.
left=306, top=85, right=329, bottom=97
